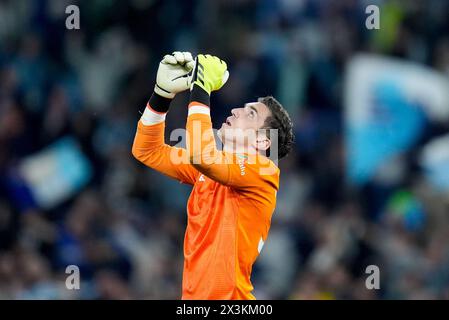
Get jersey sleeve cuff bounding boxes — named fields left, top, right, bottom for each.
left=188, top=102, right=210, bottom=116
left=141, top=103, right=167, bottom=125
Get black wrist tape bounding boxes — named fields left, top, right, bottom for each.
left=148, top=92, right=172, bottom=113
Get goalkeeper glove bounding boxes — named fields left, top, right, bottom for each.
left=154, top=51, right=195, bottom=99
left=190, top=54, right=229, bottom=95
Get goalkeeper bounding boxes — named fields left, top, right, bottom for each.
left=132, top=52, right=294, bottom=299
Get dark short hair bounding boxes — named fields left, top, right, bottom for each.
left=259, top=96, right=294, bottom=159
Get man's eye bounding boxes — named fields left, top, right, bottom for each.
left=249, top=111, right=255, bottom=118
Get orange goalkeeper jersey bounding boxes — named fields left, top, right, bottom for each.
left=132, top=102, right=280, bottom=299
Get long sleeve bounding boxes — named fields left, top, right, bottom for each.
left=186, top=90, right=279, bottom=190
left=132, top=102, right=198, bottom=185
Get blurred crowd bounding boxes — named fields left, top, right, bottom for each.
left=1, top=0, right=449, bottom=299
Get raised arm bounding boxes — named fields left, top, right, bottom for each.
left=132, top=52, right=198, bottom=185
left=185, top=55, right=279, bottom=190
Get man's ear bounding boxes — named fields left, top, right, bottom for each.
left=254, top=131, right=271, bottom=152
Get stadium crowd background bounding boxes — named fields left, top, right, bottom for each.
left=1, top=0, right=449, bottom=299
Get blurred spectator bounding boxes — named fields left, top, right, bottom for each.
left=0, top=0, right=448, bottom=299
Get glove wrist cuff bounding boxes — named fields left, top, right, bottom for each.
left=190, top=84, right=210, bottom=107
